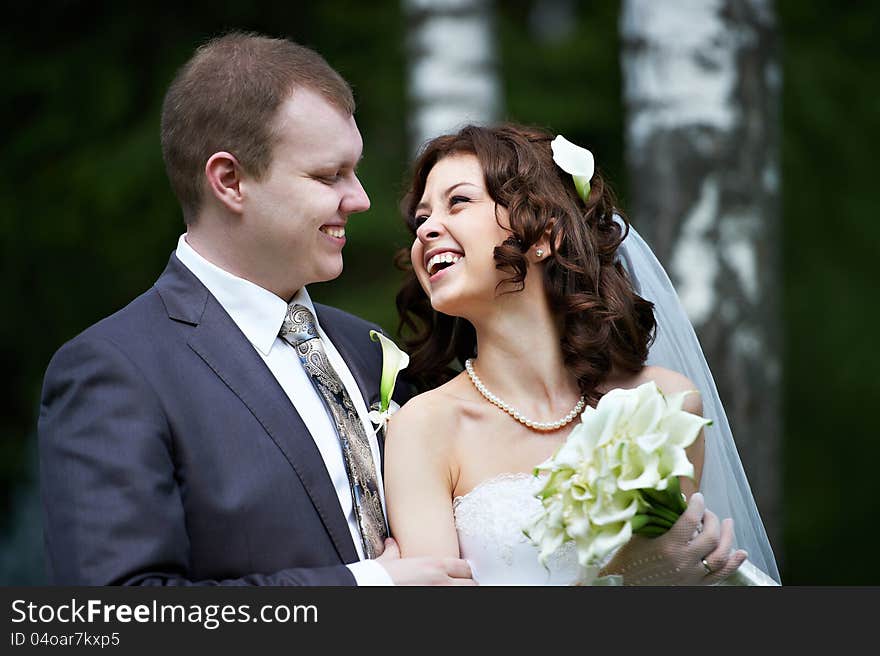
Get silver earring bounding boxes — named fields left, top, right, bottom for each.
left=535, top=249, right=544, bottom=258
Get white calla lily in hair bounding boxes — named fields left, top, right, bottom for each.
left=550, top=135, right=595, bottom=203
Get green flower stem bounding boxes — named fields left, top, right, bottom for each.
left=634, top=525, right=668, bottom=537
left=573, top=175, right=591, bottom=203
left=645, top=504, right=681, bottom=526
left=630, top=514, right=652, bottom=531
left=668, top=478, right=688, bottom=513
left=642, top=515, right=674, bottom=529
left=641, top=487, right=685, bottom=514
left=633, top=512, right=673, bottom=530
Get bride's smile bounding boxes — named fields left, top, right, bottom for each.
left=424, top=248, right=464, bottom=281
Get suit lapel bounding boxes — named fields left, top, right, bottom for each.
left=156, top=256, right=359, bottom=564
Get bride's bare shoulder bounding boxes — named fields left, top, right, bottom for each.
left=639, top=365, right=703, bottom=415
left=385, top=375, right=473, bottom=448
left=608, top=365, right=703, bottom=415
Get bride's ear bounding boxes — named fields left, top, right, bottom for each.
left=531, top=220, right=561, bottom=263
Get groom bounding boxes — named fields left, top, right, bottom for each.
left=37, top=32, right=472, bottom=586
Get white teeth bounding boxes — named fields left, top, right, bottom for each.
left=321, top=226, right=345, bottom=238
left=427, top=252, right=463, bottom=275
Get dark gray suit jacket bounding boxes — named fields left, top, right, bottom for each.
left=38, top=254, right=405, bottom=585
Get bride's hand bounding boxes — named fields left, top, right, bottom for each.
left=600, top=493, right=747, bottom=585
left=690, top=501, right=749, bottom=582
left=375, top=537, right=477, bottom=586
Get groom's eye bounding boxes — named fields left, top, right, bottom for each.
left=316, top=172, right=342, bottom=184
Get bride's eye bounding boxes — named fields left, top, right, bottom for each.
left=449, top=195, right=470, bottom=207
left=413, top=214, right=429, bottom=227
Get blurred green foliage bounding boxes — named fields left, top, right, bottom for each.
left=777, top=0, right=880, bottom=583
left=2, top=1, right=878, bottom=584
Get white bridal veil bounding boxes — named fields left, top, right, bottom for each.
left=617, top=223, right=781, bottom=583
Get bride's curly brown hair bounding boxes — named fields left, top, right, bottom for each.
left=395, top=124, right=656, bottom=405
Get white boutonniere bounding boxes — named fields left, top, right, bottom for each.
left=550, top=135, right=595, bottom=203
left=367, top=330, right=410, bottom=435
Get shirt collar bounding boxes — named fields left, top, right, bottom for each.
left=175, top=234, right=320, bottom=355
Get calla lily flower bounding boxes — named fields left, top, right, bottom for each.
left=550, top=135, right=595, bottom=203
left=367, top=330, right=409, bottom=434
left=369, top=330, right=409, bottom=412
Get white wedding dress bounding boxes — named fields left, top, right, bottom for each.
left=453, top=472, right=597, bottom=585
left=451, top=472, right=780, bottom=587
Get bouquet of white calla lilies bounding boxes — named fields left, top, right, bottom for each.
left=525, top=381, right=778, bottom=585
left=526, top=382, right=709, bottom=579
left=550, top=135, right=595, bottom=203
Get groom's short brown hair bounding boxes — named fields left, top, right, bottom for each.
left=161, top=31, right=355, bottom=224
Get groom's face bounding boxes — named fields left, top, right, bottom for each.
left=239, top=88, right=370, bottom=296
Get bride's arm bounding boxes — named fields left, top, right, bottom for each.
left=680, top=390, right=705, bottom=498
left=384, top=394, right=461, bottom=559
left=647, top=366, right=706, bottom=497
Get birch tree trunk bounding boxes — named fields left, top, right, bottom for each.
left=620, top=0, right=782, bottom=556
left=403, top=0, right=502, bottom=155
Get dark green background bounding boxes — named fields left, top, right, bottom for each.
left=2, top=1, right=877, bottom=584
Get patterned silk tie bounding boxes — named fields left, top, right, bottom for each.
left=279, top=303, right=387, bottom=559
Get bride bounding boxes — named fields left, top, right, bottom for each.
left=384, top=124, right=779, bottom=585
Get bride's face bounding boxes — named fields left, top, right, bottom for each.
left=410, top=154, right=512, bottom=316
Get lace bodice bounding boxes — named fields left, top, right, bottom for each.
left=453, top=473, right=585, bottom=585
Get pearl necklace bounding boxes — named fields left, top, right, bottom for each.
left=464, top=358, right=586, bottom=432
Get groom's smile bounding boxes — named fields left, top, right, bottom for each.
left=319, top=223, right=347, bottom=243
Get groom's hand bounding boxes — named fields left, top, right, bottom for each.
left=375, top=537, right=476, bottom=586
left=600, top=493, right=747, bottom=585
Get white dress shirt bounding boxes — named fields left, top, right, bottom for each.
left=175, top=235, right=392, bottom=586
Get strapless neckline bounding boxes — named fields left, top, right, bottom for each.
left=453, top=471, right=536, bottom=506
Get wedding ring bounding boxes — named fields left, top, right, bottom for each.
left=701, top=558, right=713, bottom=575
